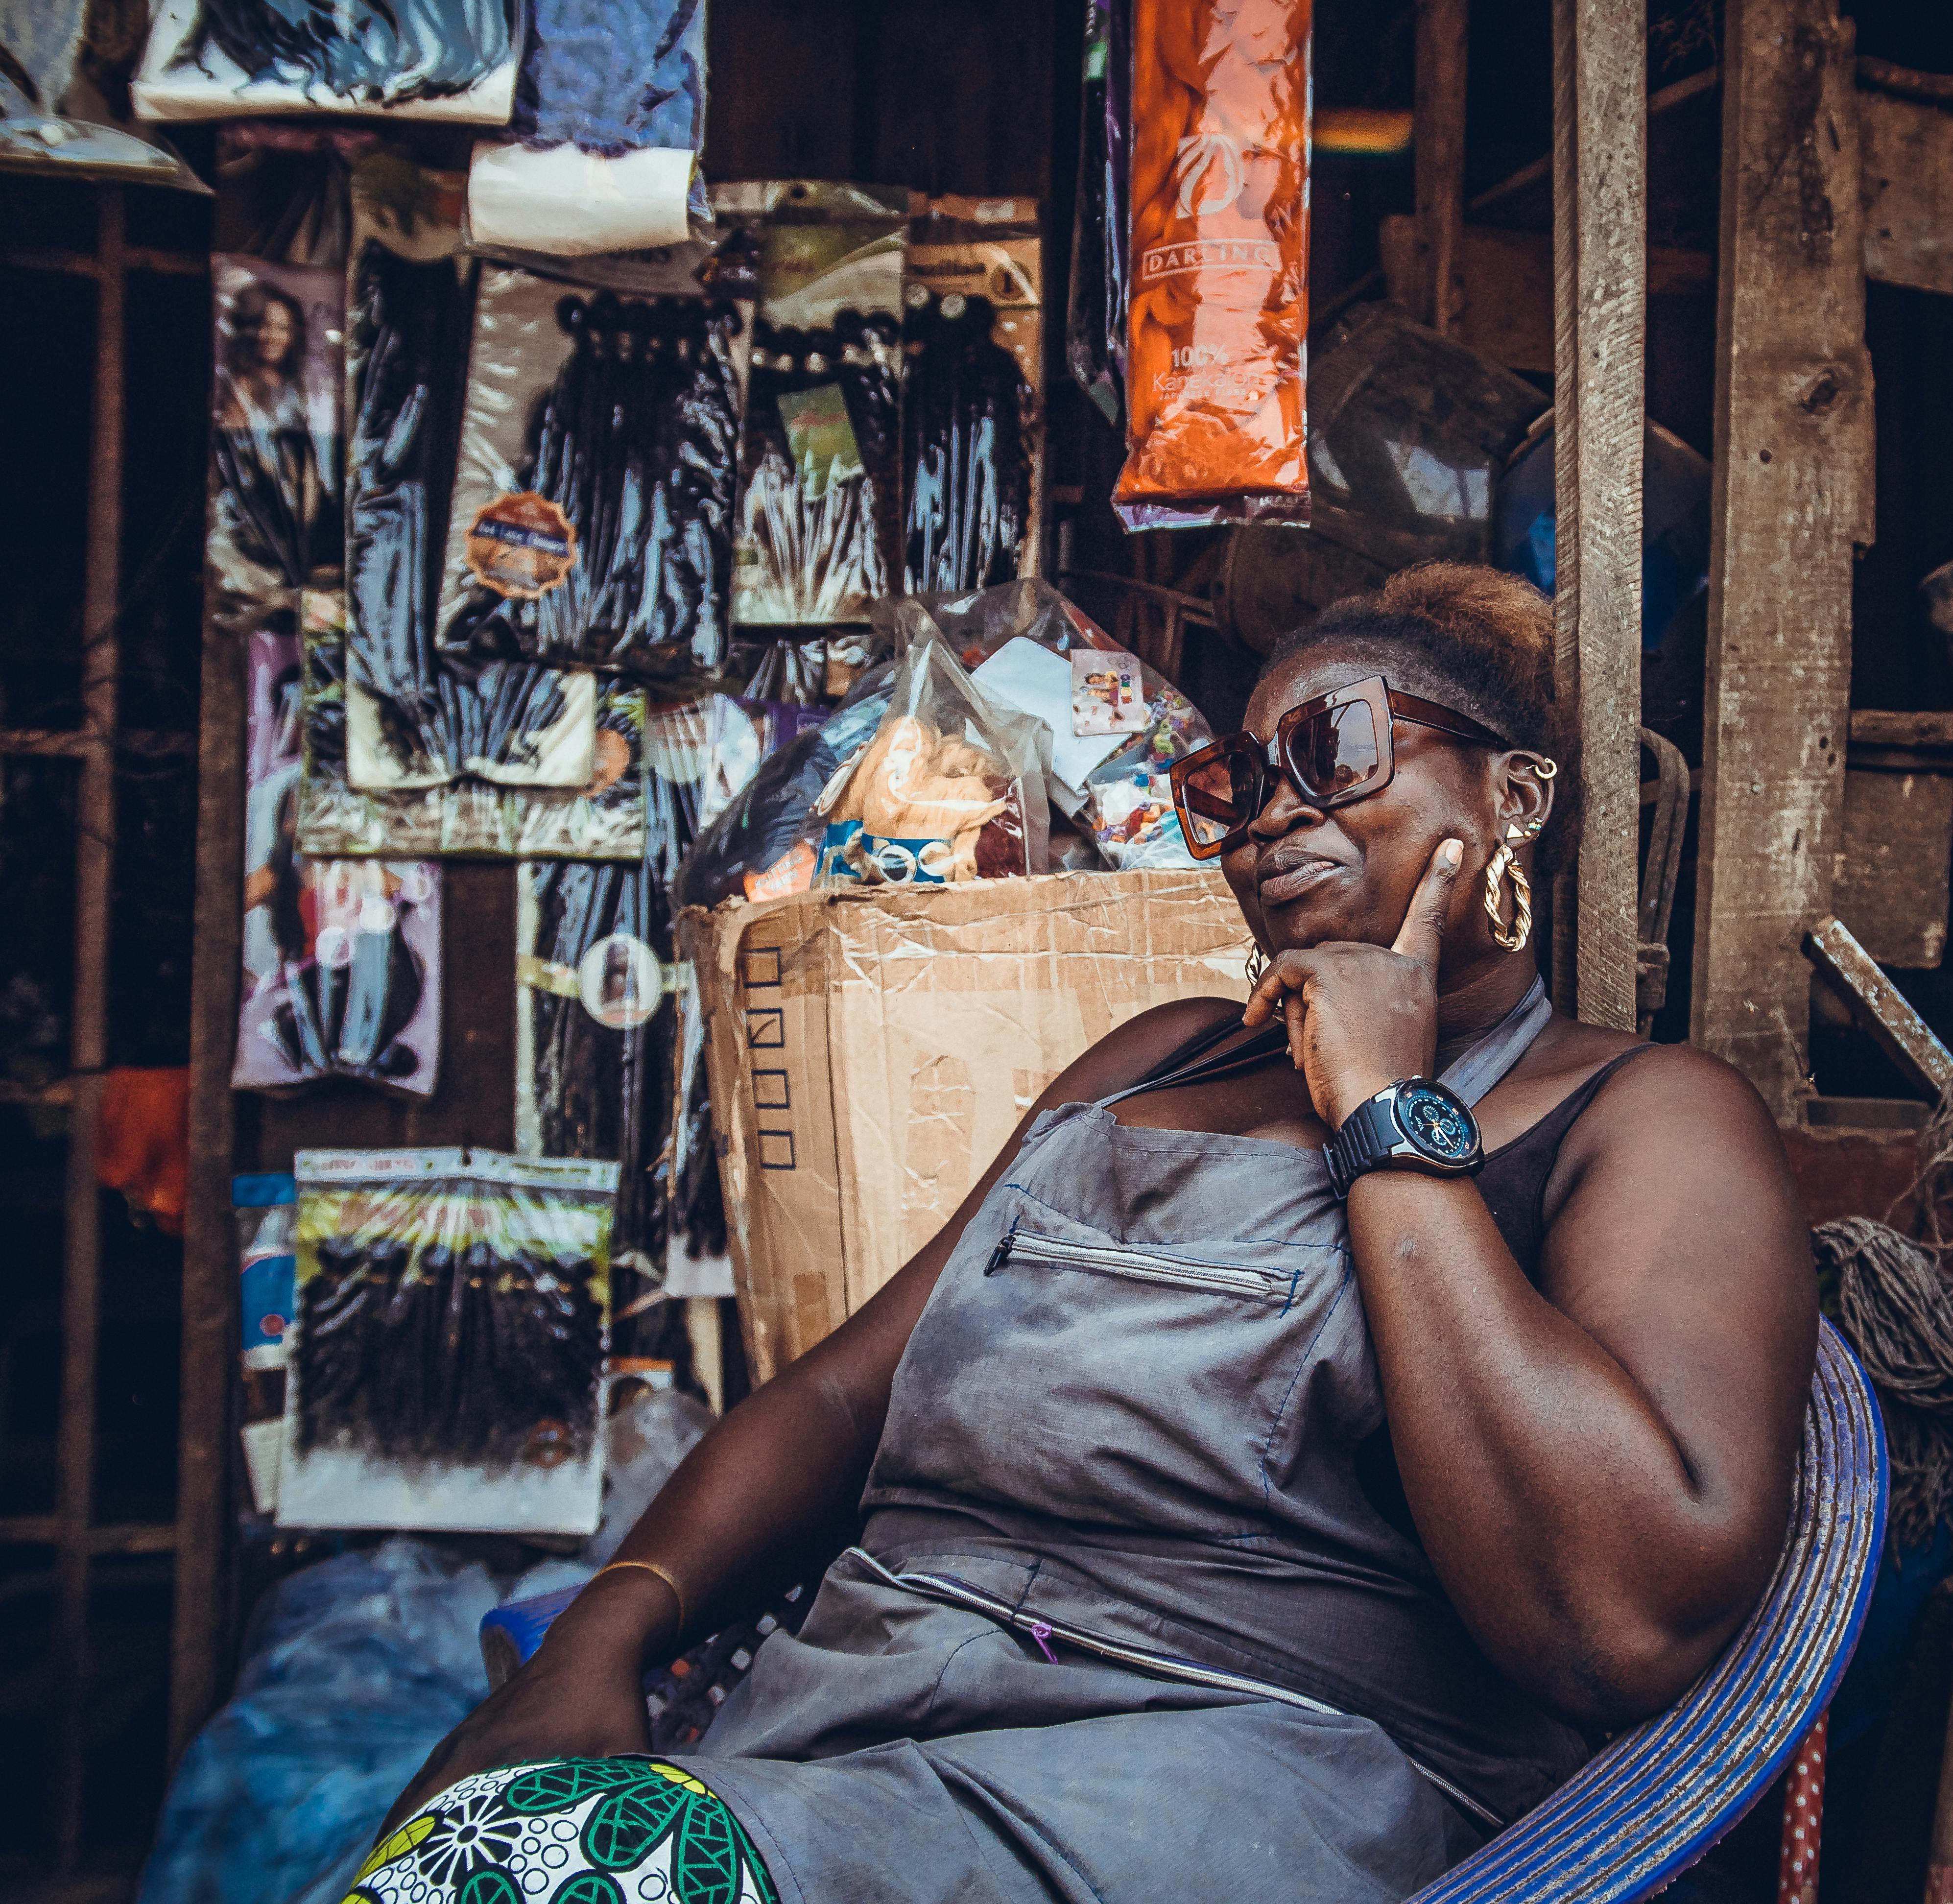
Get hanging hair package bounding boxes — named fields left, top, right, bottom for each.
left=1064, top=0, right=1120, bottom=424
left=1113, top=0, right=1312, bottom=530
left=720, top=181, right=907, bottom=625
left=281, top=1147, right=617, bottom=1535
left=133, top=0, right=519, bottom=123
left=208, top=255, right=346, bottom=615
left=435, top=257, right=744, bottom=681
left=902, top=196, right=1045, bottom=594
left=237, top=627, right=442, bottom=1092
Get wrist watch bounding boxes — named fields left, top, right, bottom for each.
left=1322, top=1076, right=1484, bottom=1199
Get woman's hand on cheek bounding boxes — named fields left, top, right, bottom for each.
left=1242, top=838, right=1464, bottom=1127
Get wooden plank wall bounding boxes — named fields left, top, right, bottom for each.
left=1690, top=0, right=1875, bottom=1123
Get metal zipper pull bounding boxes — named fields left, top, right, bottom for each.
left=984, top=1221, right=1019, bottom=1276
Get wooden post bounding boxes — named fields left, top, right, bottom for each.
left=1551, top=0, right=1645, bottom=1031
left=1690, top=0, right=1874, bottom=1121
left=1414, top=0, right=1468, bottom=336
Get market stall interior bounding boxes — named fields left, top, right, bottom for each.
left=11, top=0, right=1953, bottom=1895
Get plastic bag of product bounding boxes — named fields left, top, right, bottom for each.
left=517, top=861, right=675, bottom=1287
left=1064, top=0, right=1121, bottom=424
left=674, top=665, right=896, bottom=907
left=1112, top=0, right=1312, bottom=530
left=136, top=1540, right=502, bottom=1904
left=816, top=634, right=1050, bottom=887
left=434, top=258, right=743, bottom=683
left=209, top=256, right=346, bottom=609
left=889, top=578, right=1212, bottom=832
left=720, top=180, right=907, bottom=624
left=902, top=196, right=1044, bottom=593
left=0, top=0, right=209, bottom=188
left=234, top=1172, right=295, bottom=1515
left=282, top=1147, right=617, bottom=1535
left=466, top=0, right=709, bottom=257
left=1081, top=689, right=1212, bottom=867
left=236, top=625, right=442, bottom=1093
left=132, top=0, right=518, bottom=124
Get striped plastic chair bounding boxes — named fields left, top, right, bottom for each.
left=483, top=1319, right=1886, bottom=1904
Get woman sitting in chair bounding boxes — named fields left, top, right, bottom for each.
left=369, top=565, right=1815, bottom=1904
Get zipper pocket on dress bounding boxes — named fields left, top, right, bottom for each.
left=986, top=1227, right=1279, bottom=1301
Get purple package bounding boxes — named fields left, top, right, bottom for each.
left=234, top=627, right=442, bottom=1095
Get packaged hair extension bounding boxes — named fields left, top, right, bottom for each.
left=1112, top=0, right=1312, bottom=530
left=208, top=256, right=346, bottom=615
left=280, top=1147, right=617, bottom=1535
left=132, top=0, right=519, bottom=124
left=1064, top=0, right=1121, bottom=424
left=466, top=0, right=709, bottom=258
left=234, top=1171, right=296, bottom=1513
left=719, top=181, right=907, bottom=626
left=236, top=626, right=442, bottom=1094
left=901, top=196, right=1045, bottom=595
left=434, top=259, right=744, bottom=682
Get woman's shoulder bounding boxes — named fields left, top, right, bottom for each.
left=1045, top=994, right=1245, bottom=1107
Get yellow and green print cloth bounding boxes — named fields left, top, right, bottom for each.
left=347, top=1759, right=777, bottom=1904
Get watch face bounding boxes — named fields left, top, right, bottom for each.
left=1397, top=1082, right=1478, bottom=1162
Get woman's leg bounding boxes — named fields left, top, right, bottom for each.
left=348, top=1758, right=779, bottom=1904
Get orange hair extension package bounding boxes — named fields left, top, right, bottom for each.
left=1113, top=0, right=1312, bottom=530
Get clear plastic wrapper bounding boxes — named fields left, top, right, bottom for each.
left=1112, top=0, right=1312, bottom=531
left=888, top=578, right=1210, bottom=857
left=434, top=259, right=744, bottom=681
left=209, top=256, right=346, bottom=612
left=281, top=1147, right=616, bottom=1535
left=132, top=0, right=519, bottom=123
left=0, top=0, right=209, bottom=188
left=1063, top=0, right=1120, bottom=424
left=721, top=180, right=907, bottom=624
left=902, top=196, right=1044, bottom=593
left=237, top=626, right=441, bottom=1094
left=517, top=862, right=673, bottom=1286
left=465, top=0, right=709, bottom=255
left=816, top=634, right=1050, bottom=886
left=674, top=665, right=895, bottom=908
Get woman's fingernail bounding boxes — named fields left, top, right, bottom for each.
left=1441, top=838, right=1463, bottom=869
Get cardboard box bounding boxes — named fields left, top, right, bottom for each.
left=681, top=869, right=1251, bottom=1383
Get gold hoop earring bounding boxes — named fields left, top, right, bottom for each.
left=1483, top=844, right=1533, bottom=953
left=1245, top=944, right=1267, bottom=991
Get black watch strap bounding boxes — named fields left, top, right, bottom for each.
left=1323, top=1096, right=1397, bottom=1199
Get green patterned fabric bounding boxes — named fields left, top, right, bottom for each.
left=347, top=1759, right=777, bottom=1904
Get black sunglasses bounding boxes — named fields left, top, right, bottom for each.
left=1169, top=675, right=1508, bottom=860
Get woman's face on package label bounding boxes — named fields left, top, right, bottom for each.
left=258, top=299, right=296, bottom=371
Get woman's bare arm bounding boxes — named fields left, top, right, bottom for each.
left=380, top=997, right=1235, bottom=1829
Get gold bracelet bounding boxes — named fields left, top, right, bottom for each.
left=593, top=1558, right=687, bottom=1633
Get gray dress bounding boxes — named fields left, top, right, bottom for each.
left=672, top=976, right=1588, bottom=1903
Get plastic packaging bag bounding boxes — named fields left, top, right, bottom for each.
left=236, top=624, right=442, bottom=1094
left=675, top=666, right=895, bottom=907
left=902, top=195, right=1044, bottom=593
left=235, top=1172, right=296, bottom=1514
left=132, top=0, right=519, bottom=124
left=0, top=0, right=209, bottom=188
left=517, top=861, right=676, bottom=1288
left=1064, top=0, right=1120, bottom=424
left=816, top=634, right=1050, bottom=886
left=281, top=1148, right=616, bottom=1535
left=889, top=579, right=1212, bottom=848
left=138, top=1540, right=503, bottom=1904
left=1112, top=0, right=1312, bottom=530
left=721, top=180, right=907, bottom=624
left=209, top=256, right=346, bottom=610
left=435, top=259, right=743, bottom=681
left=466, top=0, right=709, bottom=257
